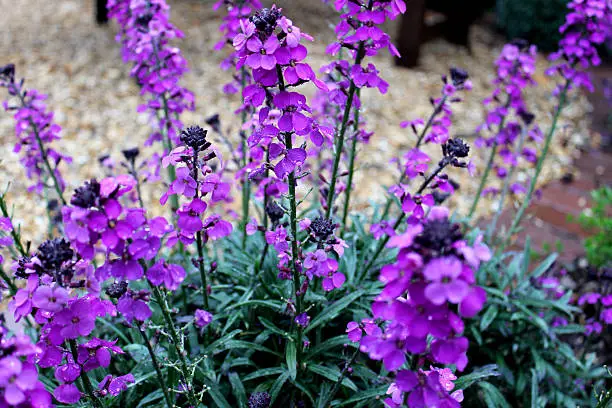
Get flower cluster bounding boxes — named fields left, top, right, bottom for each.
left=0, top=324, right=52, bottom=407
left=0, top=64, right=71, bottom=196
left=349, top=206, right=490, bottom=406
left=161, top=125, right=233, bottom=245
left=315, top=0, right=407, bottom=213
left=547, top=0, right=611, bottom=93
left=401, top=67, right=473, bottom=147
left=213, top=0, right=263, bottom=95
left=107, top=0, right=195, bottom=153
left=7, top=236, right=130, bottom=404
left=475, top=41, right=542, bottom=197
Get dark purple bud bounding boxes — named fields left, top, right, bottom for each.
left=121, top=147, right=140, bottom=162
left=248, top=392, right=271, bottom=408
left=265, top=201, right=285, bottom=225
left=105, top=281, right=128, bottom=299
left=415, top=218, right=463, bottom=255
left=443, top=138, right=470, bottom=158
left=180, top=125, right=209, bottom=152
left=71, top=179, right=101, bottom=208
left=135, top=12, right=154, bottom=27
left=249, top=7, right=282, bottom=35
left=518, top=109, right=535, bottom=125
left=37, top=238, right=74, bottom=270
left=450, top=67, right=469, bottom=87
left=205, top=114, right=221, bottom=133
left=0, top=63, right=15, bottom=85
left=309, top=217, right=335, bottom=242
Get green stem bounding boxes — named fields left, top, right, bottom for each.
left=0, top=194, right=28, bottom=257
left=468, top=143, right=498, bottom=219
left=196, top=231, right=210, bottom=310
left=16, top=89, right=66, bottom=205
left=140, top=328, right=174, bottom=408
left=150, top=284, right=199, bottom=407
left=340, top=88, right=361, bottom=234
left=378, top=95, right=448, bottom=223
left=69, top=340, right=104, bottom=408
left=325, top=40, right=367, bottom=219
left=276, top=64, right=304, bottom=372
left=486, top=127, right=528, bottom=242
left=319, top=348, right=360, bottom=407
left=240, top=66, right=251, bottom=250
left=467, top=97, right=511, bottom=220
left=501, top=81, right=570, bottom=251
left=0, top=266, right=17, bottom=294
left=360, top=162, right=448, bottom=280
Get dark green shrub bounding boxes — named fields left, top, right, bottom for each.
left=496, top=0, right=568, bottom=51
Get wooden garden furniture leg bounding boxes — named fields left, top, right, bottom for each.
left=394, top=0, right=426, bottom=68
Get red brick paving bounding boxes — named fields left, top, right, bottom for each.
left=493, top=65, right=612, bottom=264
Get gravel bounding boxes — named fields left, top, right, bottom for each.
left=0, top=0, right=595, bottom=242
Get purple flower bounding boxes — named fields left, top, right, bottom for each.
left=295, top=312, right=310, bottom=328
left=423, top=257, right=469, bottom=305
left=245, top=36, right=280, bottom=70
left=117, top=291, right=152, bottom=324
left=53, top=298, right=100, bottom=339
left=54, top=363, right=81, bottom=383
left=171, top=166, right=197, bottom=198
left=77, top=338, right=124, bottom=372
left=31, top=286, right=70, bottom=312
left=147, top=259, right=186, bottom=291
left=53, top=383, right=81, bottom=404
left=195, top=309, right=213, bottom=328
left=275, top=92, right=311, bottom=132
left=98, top=374, right=135, bottom=397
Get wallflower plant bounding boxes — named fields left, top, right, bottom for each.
left=0, top=0, right=610, bottom=407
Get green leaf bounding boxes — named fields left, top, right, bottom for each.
left=213, top=340, right=280, bottom=356
left=531, top=368, right=539, bottom=408
left=203, top=329, right=242, bottom=354
left=306, top=364, right=358, bottom=391
left=243, top=367, right=286, bottom=381
left=259, top=317, right=290, bottom=338
left=480, top=305, right=499, bottom=331
left=307, top=335, right=357, bottom=360
left=531, top=253, right=557, bottom=279
left=305, top=290, right=364, bottom=333
left=454, top=365, right=500, bottom=390
left=229, top=372, right=247, bottom=408
left=286, top=340, right=297, bottom=380
left=270, top=371, right=292, bottom=404
left=136, top=391, right=163, bottom=408
left=206, top=382, right=233, bottom=408
left=331, top=385, right=389, bottom=406
left=479, top=382, right=512, bottom=408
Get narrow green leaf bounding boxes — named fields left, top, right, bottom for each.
left=531, top=253, right=557, bottom=279
left=306, top=364, right=358, bottom=391
left=243, top=367, right=285, bottom=381
left=454, top=364, right=500, bottom=390
left=270, top=371, right=292, bottom=404
left=229, top=372, right=247, bottom=408
left=286, top=340, right=297, bottom=380
left=206, top=382, right=233, bottom=408
left=259, top=317, right=290, bottom=338
left=332, top=385, right=389, bottom=406
left=305, top=290, right=364, bottom=334
left=531, top=368, right=539, bottom=408
left=479, top=382, right=512, bottom=408
left=204, top=329, right=242, bottom=354
left=480, top=305, right=499, bottom=331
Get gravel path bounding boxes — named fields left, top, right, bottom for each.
left=0, top=0, right=596, bottom=241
